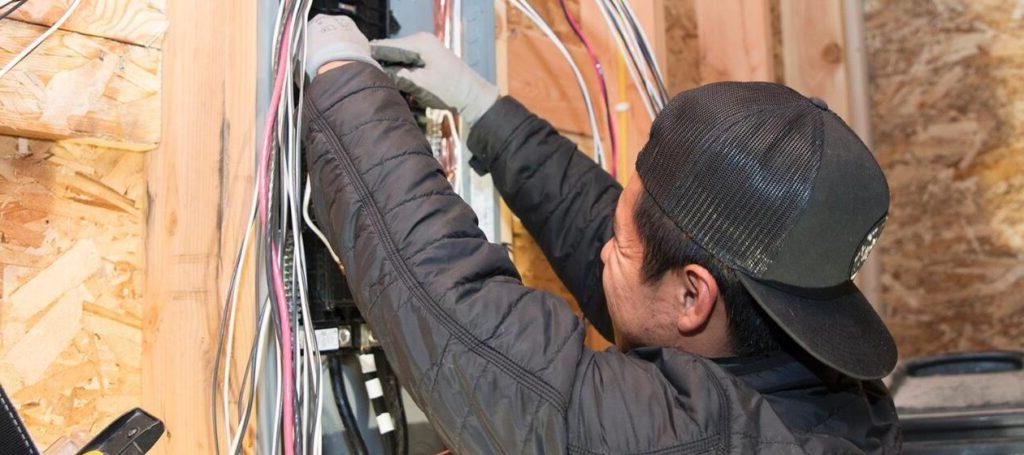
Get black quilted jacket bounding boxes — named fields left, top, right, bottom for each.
left=304, top=62, right=901, bottom=454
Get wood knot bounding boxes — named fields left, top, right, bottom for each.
left=822, top=42, right=843, bottom=64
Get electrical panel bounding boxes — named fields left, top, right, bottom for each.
left=311, top=0, right=399, bottom=39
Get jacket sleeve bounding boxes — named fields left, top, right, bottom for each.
left=467, top=98, right=621, bottom=340
left=303, top=63, right=588, bottom=453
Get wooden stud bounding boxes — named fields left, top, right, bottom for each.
left=694, top=0, right=775, bottom=82
left=0, top=20, right=161, bottom=150
left=142, top=0, right=256, bottom=452
left=7, top=0, right=168, bottom=48
left=780, top=0, right=851, bottom=120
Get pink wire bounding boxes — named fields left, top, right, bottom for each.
left=560, top=0, right=619, bottom=177
left=257, top=18, right=295, bottom=455
left=269, top=244, right=294, bottom=454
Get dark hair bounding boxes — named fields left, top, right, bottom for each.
left=633, top=190, right=785, bottom=357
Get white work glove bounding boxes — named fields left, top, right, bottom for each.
left=371, top=33, right=499, bottom=126
left=306, top=15, right=380, bottom=80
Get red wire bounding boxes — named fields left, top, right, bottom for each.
left=559, top=0, right=618, bottom=178
left=257, top=18, right=296, bottom=455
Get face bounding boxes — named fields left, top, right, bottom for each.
left=600, top=173, right=674, bottom=350
left=600, top=172, right=730, bottom=355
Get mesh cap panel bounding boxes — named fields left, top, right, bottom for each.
left=636, top=82, right=823, bottom=275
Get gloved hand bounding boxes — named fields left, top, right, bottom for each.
left=306, top=14, right=380, bottom=80
left=371, top=33, right=499, bottom=126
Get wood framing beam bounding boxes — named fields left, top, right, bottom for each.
left=694, top=0, right=775, bottom=82
left=0, top=20, right=161, bottom=150
left=143, top=0, right=255, bottom=452
left=780, top=0, right=851, bottom=120
left=7, top=0, right=168, bottom=48
left=507, top=29, right=601, bottom=136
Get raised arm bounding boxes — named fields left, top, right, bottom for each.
left=372, top=34, right=621, bottom=340
left=468, top=98, right=620, bottom=340
left=304, top=60, right=588, bottom=453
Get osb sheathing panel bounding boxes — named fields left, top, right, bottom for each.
left=0, top=137, right=144, bottom=447
left=866, top=0, right=1024, bottom=357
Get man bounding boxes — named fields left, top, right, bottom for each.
left=304, top=16, right=900, bottom=453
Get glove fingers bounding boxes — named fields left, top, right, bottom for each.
left=382, top=66, right=452, bottom=111
left=371, top=45, right=424, bottom=67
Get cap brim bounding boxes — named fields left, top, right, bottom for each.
left=737, top=274, right=897, bottom=380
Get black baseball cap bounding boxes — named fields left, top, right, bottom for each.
left=636, top=81, right=896, bottom=380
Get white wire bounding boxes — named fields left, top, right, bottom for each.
left=228, top=297, right=273, bottom=454
left=618, top=0, right=667, bottom=100
left=597, top=0, right=657, bottom=117
left=282, top=4, right=324, bottom=452
left=0, top=0, right=83, bottom=80
left=270, top=323, right=283, bottom=453
left=220, top=187, right=258, bottom=444
left=609, top=0, right=664, bottom=108
left=510, top=0, right=606, bottom=169
left=303, top=178, right=341, bottom=264
left=595, top=0, right=657, bottom=119
left=452, top=0, right=462, bottom=58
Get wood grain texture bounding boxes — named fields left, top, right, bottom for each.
left=865, top=0, right=1024, bottom=358
left=779, top=0, right=851, bottom=120
left=507, top=29, right=601, bottom=136
left=664, top=0, right=702, bottom=96
left=142, top=0, right=256, bottom=452
left=694, top=0, right=775, bottom=82
left=0, top=20, right=161, bottom=150
left=0, top=137, right=145, bottom=448
left=8, top=0, right=168, bottom=48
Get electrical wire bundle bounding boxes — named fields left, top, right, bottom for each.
left=558, top=0, right=618, bottom=177
left=212, top=0, right=328, bottom=453
left=594, top=0, right=668, bottom=119
left=215, top=2, right=415, bottom=454
left=508, top=0, right=609, bottom=173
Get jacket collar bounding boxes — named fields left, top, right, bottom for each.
left=628, top=347, right=828, bottom=396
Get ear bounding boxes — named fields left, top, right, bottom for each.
left=663, top=264, right=720, bottom=334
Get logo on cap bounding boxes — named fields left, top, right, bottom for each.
left=851, top=215, right=886, bottom=277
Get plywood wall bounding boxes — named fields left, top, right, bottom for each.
left=865, top=0, right=1024, bottom=358
left=0, top=0, right=166, bottom=448
left=0, top=138, right=145, bottom=447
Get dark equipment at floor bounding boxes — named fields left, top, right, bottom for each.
left=891, top=351, right=1024, bottom=454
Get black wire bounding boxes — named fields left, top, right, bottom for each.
left=0, top=0, right=28, bottom=22
left=330, top=355, right=369, bottom=455
left=597, top=0, right=657, bottom=110
left=229, top=299, right=271, bottom=454
left=618, top=1, right=668, bottom=102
